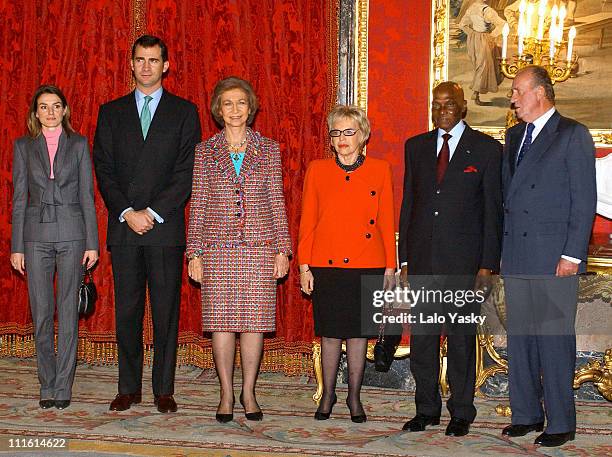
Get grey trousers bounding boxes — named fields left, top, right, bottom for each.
left=24, top=240, right=84, bottom=401
left=504, top=276, right=578, bottom=434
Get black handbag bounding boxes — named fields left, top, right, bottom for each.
left=78, top=266, right=97, bottom=316
left=373, top=306, right=403, bottom=372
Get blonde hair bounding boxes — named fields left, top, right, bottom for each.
left=327, top=105, right=371, bottom=151
left=27, top=85, right=75, bottom=138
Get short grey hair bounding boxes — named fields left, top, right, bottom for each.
left=519, top=65, right=555, bottom=102
left=327, top=105, right=371, bottom=150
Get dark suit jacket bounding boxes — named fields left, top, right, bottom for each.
left=399, top=123, right=503, bottom=275
left=11, top=132, right=98, bottom=253
left=93, top=90, right=201, bottom=247
left=501, top=111, right=596, bottom=276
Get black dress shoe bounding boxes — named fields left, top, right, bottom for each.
left=402, top=414, right=440, bottom=432
left=445, top=417, right=470, bottom=436
left=239, top=392, right=263, bottom=421
left=534, top=431, right=575, bottom=447
left=215, top=395, right=235, bottom=423
left=502, top=422, right=544, bottom=437
left=154, top=395, right=177, bottom=413
left=109, top=392, right=142, bottom=411
left=39, top=399, right=55, bottom=409
left=54, top=400, right=70, bottom=410
left=314, top=394, right=337, bottom=420
left=346, top=399, right=367, bottom=423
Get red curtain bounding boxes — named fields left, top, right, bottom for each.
left=0, top=0, right=133, bottom=344
left=0, top=0, right=337, bottom=374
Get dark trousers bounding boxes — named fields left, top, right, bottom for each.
left=409, top=275, right=478, bottom=422
left=111, top=245, right=184, bottom=396
left=505, top=276, right=578, bottom=434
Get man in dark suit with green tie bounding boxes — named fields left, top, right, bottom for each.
left=94, top=35, right=201, bottom=413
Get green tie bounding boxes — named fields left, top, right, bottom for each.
left=140, top=95, right=152, bottom=139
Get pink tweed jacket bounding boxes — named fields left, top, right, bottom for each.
left=186, top=128, right=292, bottom=258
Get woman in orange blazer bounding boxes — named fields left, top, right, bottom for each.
left=298, top=105, right=396, bottom=423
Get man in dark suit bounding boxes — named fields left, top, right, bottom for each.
left=93, top=35, right=201, bottom=413
left=399, top=81, right=502, bottom=436
left=500, top=66, right=596, bottom=447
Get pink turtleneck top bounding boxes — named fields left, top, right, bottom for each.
left=42, top=127, right=61, bottom=179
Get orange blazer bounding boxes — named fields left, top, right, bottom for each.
left=298, top=157, right=396, bottom=269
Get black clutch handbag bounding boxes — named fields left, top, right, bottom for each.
left=78, top=266, right=97, bottom=316
left=373, top=307, right=403, bottom=372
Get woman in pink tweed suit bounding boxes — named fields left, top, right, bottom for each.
left=186, top=77, right=291, bottom=423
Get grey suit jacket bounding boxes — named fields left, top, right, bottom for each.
left=11, top=132, right=99, bottom=253
left=501, top=111, right=597, bottom=276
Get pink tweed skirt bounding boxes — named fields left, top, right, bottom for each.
left=200, top=246, right=276, bottom=332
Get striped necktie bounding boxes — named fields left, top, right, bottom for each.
left=140, top=95, right=153, bottom=139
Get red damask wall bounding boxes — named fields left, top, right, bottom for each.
left=366, top=0, right=432, bottom=224
left=0, top=0, right=337, bottom=373
left=0, top=0, right=134, bottom=342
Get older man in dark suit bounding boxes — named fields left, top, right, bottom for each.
left=399, top=81, right=503, bottom=436
left=501, top=65, right=596, bottom=447
left=94, top=35, right=201, bottom=413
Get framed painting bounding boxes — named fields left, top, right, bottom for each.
left=432, top=0, right=612, bottom=145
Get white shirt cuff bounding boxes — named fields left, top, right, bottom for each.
left=119, top=207, right=134, bottom=222
left=147, top=207, right=164, bottom=223
left=561, top=255, right=581, bottom=264
left=400, top=262, right=407, bottom=268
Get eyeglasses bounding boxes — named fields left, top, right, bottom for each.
left=329, top=128, right=359, bottom=137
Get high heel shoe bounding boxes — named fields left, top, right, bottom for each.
left=239, top=392, right=263, bottom=421
left=39, top=399, right=55, bottom=409
left=346, top=399, right=367, bottom=423
left=215, top=395, right=235, bottom=423
left=314, top=394, right=337, bottom=420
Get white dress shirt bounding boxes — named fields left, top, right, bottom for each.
left=436, top=120, right=466, bottom=160
left=516, top=106, right=555, bottom=163
left=135, top=86, right=163, bottom=119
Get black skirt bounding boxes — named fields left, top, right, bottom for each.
left=311, top=267, right=385, bottom=339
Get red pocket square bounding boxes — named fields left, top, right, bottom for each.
left=464, top=166, right=478, bottom=173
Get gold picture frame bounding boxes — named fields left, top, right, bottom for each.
left=354, top=0, right=369, bottom=112
left=430, top=0, right=612, bottom=146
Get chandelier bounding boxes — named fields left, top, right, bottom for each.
left=500, top=0, right=577, bottom=83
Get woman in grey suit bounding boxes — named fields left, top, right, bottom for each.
left=10, top=85, right=99, bottom=410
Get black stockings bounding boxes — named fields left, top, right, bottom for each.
left=317, top=336, right=367, bottom=415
